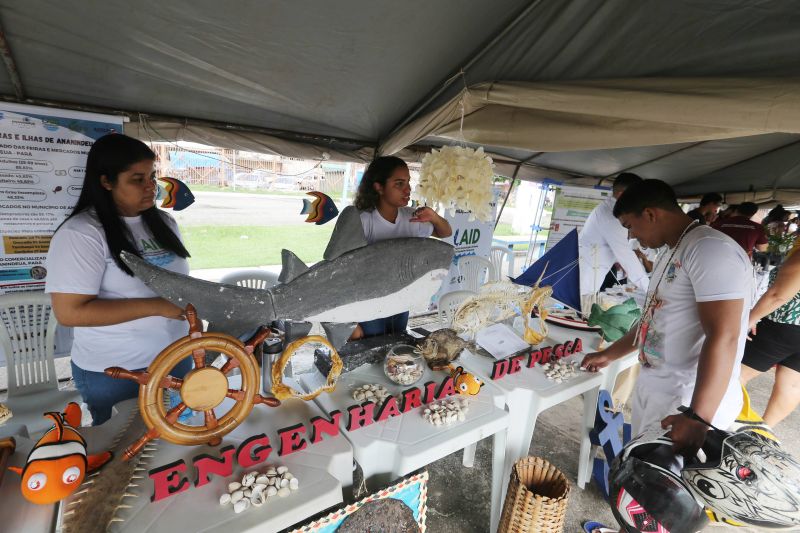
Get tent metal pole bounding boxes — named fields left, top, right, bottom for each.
left=494, top=165, right=520, bottom=230
left=0, top=16, right=24, bottom=100
left=384, top=0, right=545, bottom=138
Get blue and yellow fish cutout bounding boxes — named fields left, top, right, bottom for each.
left=8, top=402, right=112, bottom=505
left=157, top=177, right=195, bottom=211
left=449, top=365, right=484, bottom=396
left=301, top=191, right=339, bottom=225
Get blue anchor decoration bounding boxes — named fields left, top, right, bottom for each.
left=589, top=389, right=631, bottom=498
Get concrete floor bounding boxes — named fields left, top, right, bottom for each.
left=419, top=368, right=799, bottom=533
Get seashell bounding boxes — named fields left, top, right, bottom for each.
left=289, top=478, right=299, bottom=490
left=279, top=478, right=289, bottom=488
left=284, top=472, right=294, bottom=480
left=256, top=475, right=269, bottom=485
left=278, top=487, right=291, bottom=497
left=251, top=484, right=265, bottom=496
left=233, top=499, right=250, bottom=513
left=354, top=391, right=365, bottom=401
left=251, top=491, right=266, bottom=506
left=266, top=467, right=277, bottom=475
left=423, top=409, right=431, bottom=415
left=458, top=412, right=466, bottom=421
left=219, top=493, right=232, bottom=505
left=244, top=489, right=252, bottom=498
left=266, top=485, right=278, bottom=497
left=277, top=466, right=288, bottom=475
left=231, top=490, right=244, bottom=503
left=268, top=477, right=277, bottom=486
left=228, top=482, right=242, bottom=492
left=242, top=473, right=256, bottom=487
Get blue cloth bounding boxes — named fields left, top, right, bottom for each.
left=359, top=312, right=409, bottom=337
left=71, top=357, right=192, bottom=426
left=513, top=228, right=581, bottom=311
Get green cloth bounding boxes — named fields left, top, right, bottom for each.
left=587, top=298, right=642, bottom=342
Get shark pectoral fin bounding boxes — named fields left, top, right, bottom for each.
left=321, top=322, right=358, bottom=351
left=278, top=249, right=310, bottom=283
left=323, top=205, right=367, bottom=261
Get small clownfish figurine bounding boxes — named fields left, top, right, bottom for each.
left=450, top=366, right=484, bottom=396
left=8, top=402, right=112, bottom=505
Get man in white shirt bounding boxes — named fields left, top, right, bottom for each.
left=581, top=179, right=751, bottom=454
left=579, top=173, right=649, bottom=298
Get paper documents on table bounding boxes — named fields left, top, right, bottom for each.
left=475, top=323, right=530, bottom=360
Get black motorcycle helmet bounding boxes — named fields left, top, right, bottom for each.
left=608, top=432, right=708, bottom=533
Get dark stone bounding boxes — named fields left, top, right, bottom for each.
left=336, top=498, right=420, bottom=533
left=315, top=332, right=419, bottom=374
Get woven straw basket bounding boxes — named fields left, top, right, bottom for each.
left=497, top=456, right=570, bottom=533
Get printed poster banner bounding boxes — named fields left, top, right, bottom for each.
left=0, top=102, right=123, bottom=294
left=546, top=184, right=610, bottom=251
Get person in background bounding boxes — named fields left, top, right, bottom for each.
left=579, top=173, right=649, bottom=299
left=712, top=201, right=768, bottom=258
left=46, top=134, right=191, bottom=425
left=348, top=156, right=452, bottom=340
left=686, top=192, right=722, bottom=225
left=741, top=239, right=800, bottom=426
left=762, top=204, right=791, bottom=235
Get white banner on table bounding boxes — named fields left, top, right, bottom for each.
left=429, top=189, right=499, bottom=309
left=546, top=184, right=610, bottom=251
left=0, top=102, right=123, bottom=294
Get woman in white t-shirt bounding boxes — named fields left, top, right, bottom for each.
left=45, top=134, right=192, bottom=425
left=350, top=156, right=452, bottom=339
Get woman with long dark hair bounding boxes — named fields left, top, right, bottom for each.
left=350, top=156, right=451, bottom=339
left=45, top=134, right=191, bottom=425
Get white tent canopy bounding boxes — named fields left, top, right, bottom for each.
left=2, top=0, right=800, bottom=198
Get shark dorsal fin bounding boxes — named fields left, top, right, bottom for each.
left=323, top=205, right=367, bottom=261
left=278, top=249, right=310, bottom=283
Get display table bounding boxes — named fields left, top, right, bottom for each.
left=300, top=361, right=509, bottom=532
left=456, top=323, right=637, bottom=510
left=2, top=386, right=353, bottom=533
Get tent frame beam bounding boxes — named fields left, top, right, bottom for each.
left=384, top=0, right=545, bottom=140
left=0, top=95, right=376, bottom=150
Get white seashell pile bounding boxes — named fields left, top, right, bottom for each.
left=540, top=360, right=583, bottom=383
left=352, top=384, right=392, bottom=403
left=422, top=397, right=469, bottom=426
left=384, top=353, right=424, bottom=385
left=219, top=465, right=299, bottom=513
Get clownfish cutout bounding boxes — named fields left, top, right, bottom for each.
left=301, top=191, right=339, bottom=225
left=157, top=177, right=195, bottom=211
left=8, top=402, right=112, bottom=505
left=450, top=366, right=484, bottom=395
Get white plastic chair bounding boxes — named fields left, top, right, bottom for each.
left=0, top=292, right=80, bottom=433
left=437, top=290, right=476, bottom=327
left=457, top=255, right=496, bottom=292
left=489, top=246, right=511, bottom=279
left=220, top=269, right=279, bottom=289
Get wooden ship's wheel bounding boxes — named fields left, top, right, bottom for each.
left=105, top=304, right=281, bottom=460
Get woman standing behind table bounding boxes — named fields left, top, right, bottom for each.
left=349, top=156, right=452, bottom=340
left=741, top=238, right=800, bottom=427
left=45, top=134, right=191, bottom=425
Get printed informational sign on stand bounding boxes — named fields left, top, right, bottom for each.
left=429, top=190, right=499, bottom=310
left=545, top=184, right=610, bottom=251
left=0, top=102, right=123, bottom=294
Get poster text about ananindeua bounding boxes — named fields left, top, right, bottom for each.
left=0, top=102, right=124, bottom=294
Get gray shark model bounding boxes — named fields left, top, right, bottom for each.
left=121, top=206, right=454, bottom=347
